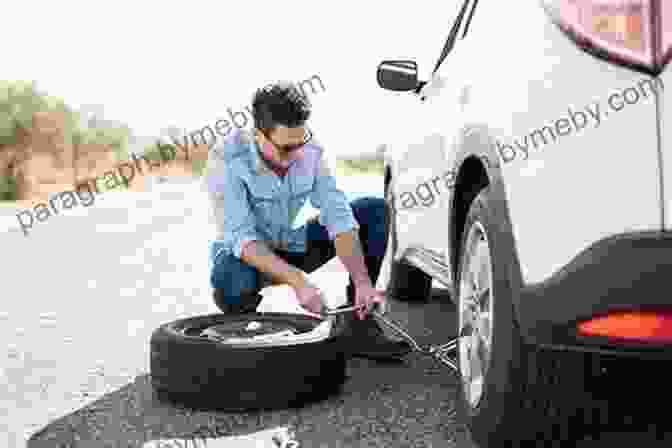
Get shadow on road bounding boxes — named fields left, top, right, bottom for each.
left=26, top=366, right=468, bottom=447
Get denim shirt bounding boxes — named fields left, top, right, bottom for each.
left=206, top=127, right=358, bottom=262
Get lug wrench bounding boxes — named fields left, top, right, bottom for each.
left=319, top=304, right=365, bottom=316
left=321, top=303, right=459, bottom=372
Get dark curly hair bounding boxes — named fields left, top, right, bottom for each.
left=252, top=81, right=311, bottom=135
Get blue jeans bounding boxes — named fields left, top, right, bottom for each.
left=209, top=196, right=388, bottom=307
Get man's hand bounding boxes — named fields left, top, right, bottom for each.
left=353, top=280, right=387, bottom=320
left=334, top=229, right=387, bottom=319
left=240, top=241, right=328, bottom=315
left=293, top=281, right=326, bottom=315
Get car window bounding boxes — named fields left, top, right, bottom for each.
left=432, top=0, right=473, bottom=73
left=459, top=0, right=479, bottom=39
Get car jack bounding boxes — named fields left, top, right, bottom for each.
left=320, top=304, right=459, bottom=372
left=371, top=310, right=459, bottom=372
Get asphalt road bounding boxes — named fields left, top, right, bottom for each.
left=2, top=178, right=669, bottom=447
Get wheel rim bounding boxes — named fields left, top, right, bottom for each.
left=199, top=320, right=301, bottom=341
left=174, top=314, right=333, bottom=347
left=458, top=220, right=494, bottom=409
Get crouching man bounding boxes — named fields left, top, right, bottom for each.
left=205, top=82, right=411, bottom=361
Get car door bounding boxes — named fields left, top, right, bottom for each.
left=393, top=0, right=479, bottom=269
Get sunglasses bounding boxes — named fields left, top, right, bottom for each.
left=262, top=127, right=312, bottom=152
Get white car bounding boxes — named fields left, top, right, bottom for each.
left=376, top=0, right=671, bottom=446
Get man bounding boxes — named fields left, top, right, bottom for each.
left=205, top=82, right=411, bottom=361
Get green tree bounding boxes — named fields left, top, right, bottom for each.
left=0, top=81, right=48, bottom=145
left=143, top=141, right=176, bottom=163
left=192, top=158, right=207, bottom=177
left=0, top=174, right=17, bottom=201
left=0, top=80, right=137, bottom=198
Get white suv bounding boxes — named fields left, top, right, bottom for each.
left=376, top=0, right=671, bottom=446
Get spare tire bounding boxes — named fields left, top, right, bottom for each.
left=150, top=312, right=348, bottom=411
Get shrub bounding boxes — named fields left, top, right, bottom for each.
left=335, top=157, right=384, bottom=176
left=143, top=142, right=176, bottom=163
left=0, top=80, right=131, bottom=161
left=0, top=175, right=17, bottom=201
left=191, top=158, right=207, bottom=176
left=70, top=124, right=131, bottom=159
left=0, top=81, right=49, bottom=145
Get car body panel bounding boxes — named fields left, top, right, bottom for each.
left=660, top=66, right=672, bottom=230
left=457, top=0, right=661, bottom=285
left=380, top=0, right=672, bottom=353
left=517, top=230, right=672, bottom=354
left=386, top=0, right=662, bottom=289
left=391, top=131, right=452, bottom=264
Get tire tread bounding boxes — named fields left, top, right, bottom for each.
left=456, top=188, right=600, bottom=447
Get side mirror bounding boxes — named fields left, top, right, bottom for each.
left=376, top=60, right=419, bottom=92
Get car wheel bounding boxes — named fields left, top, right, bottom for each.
left=383, top=176, right=432, bottom=302
left=455, top=187, right=604, bottom=446
left=150, top=312, right=348, bottom=411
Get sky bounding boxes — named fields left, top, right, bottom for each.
left=3, top=1, right=458, bottom=156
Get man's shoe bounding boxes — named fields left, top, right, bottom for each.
left=213, top=290, right=263, bottom=314
left=338, top=313, right=412, bottom=362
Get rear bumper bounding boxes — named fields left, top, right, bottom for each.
left=517, top=231, right=672, bottom=359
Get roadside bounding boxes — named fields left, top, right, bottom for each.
left=0, top=175, right=382, bottom=447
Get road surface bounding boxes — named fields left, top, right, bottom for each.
left=0, top=177, right=668, bottom=447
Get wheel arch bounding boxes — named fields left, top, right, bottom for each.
left=449, top=125, right=527, bottom=327
left=384, top=165, right=392, bottom=189
left=449, top=156, right=489, bottom=282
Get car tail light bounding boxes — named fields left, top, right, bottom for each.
left=577, top=309, right=672, bottom=342
left=544, top=0, right=672, bottom=73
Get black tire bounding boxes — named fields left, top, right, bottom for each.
left=387, top=262, right=433, bottom=302
left=455, top=187, right=603, bottom=447
left=150, top=312, right=348, bottom=411
left=383, top=176, right=432, bottom=302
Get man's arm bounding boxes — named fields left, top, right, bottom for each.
left=307, top=148, right=385, bottom=317
left=207, top=159, right=263, bottom=259
left=240, top=241, right=310, bottom=289
left=335, top=229, right=388, bottom=318
left=309, top=150, right=375, bottom=286
left=243, top=240, right=325, bottom=315
left=309, top=149, right=359, bottom=238
left=334, top=229, right=373, bottom=286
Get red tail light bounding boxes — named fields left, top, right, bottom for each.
left=544, top=0, right=672, bottom=73
left=577, top=309, right=672, bottom=342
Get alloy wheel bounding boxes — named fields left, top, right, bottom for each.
left=458, top=220, right=494, bottom=409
